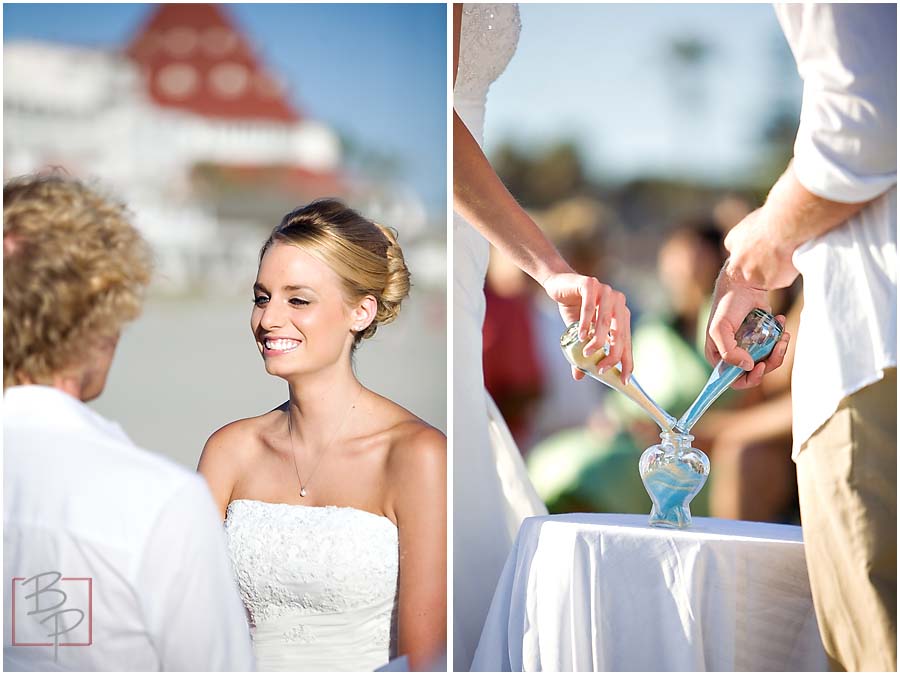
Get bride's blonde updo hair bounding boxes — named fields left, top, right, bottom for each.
left=260, top=199, right=411, bottom=345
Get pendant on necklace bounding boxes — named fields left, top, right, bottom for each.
left=300, top=487, right=308, bottom=498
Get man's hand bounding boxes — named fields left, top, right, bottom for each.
left=723, top=207, right=799, bottom=290
left=705, top=164, right=871, bottom=392
left=705, top=266, right=791, bottom=389
left=704, top=203, right=796, bottom=390
left=542, top=272, right=633, bottom=383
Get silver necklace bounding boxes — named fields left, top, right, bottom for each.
left=286, top=385, right=363, bottom=498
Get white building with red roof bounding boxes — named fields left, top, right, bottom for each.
left=124, top=4, right=340, bottom=177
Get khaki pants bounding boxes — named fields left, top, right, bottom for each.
left=796, top=368, right=897, bottom=672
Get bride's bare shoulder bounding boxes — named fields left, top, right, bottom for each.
left=390, top=420, right=446, bottom=464
left=375, top=402, right=445, bottom=523
left=200, top=406, right=285, bottom=468
left=198, top=408, right=285, bottom=515
left=376, top=399, right=445, bottom=481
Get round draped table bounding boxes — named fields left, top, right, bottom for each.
left=471, top=513, right=827, bottom=671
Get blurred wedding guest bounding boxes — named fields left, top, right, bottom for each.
left=3, top=175, right=254, bottom=671
left=622, top=222, right=799, bottom=525
left=706, top=5, right=896, bottom=669
left=483, top=248, right=545, bottom=448
left=711, top=192, right=754, bottom=234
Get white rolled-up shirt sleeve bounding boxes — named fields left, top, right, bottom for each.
left=775, top=3, right=897, bottom=203
left=134, top=475, right=255, bottom=671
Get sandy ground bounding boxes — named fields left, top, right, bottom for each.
left=90, top=285, right=447, bottom=469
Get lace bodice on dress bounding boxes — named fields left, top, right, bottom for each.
left=455, top=3, right=521, bottom=143
left=225, top=499, right=399, bottom=672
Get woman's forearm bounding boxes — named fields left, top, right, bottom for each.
left=453, top=111, right=572, bottom=284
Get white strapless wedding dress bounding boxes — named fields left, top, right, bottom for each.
left=454, top=4, right=548, bottom=670
left=225, top=499, right=399, bottom=671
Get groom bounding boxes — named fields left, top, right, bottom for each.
left=706, top=5, right=896, bottom=670
left=3, top=174, right=255, bottom=671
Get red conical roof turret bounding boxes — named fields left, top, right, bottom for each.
left=126, top=4, right=299, bottom=122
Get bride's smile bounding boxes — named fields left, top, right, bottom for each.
left=262, top=337, right=302, bottom=355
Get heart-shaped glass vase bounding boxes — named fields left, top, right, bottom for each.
left=639, top=432, right=709, bottom=528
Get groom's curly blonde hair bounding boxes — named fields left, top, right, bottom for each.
left=3, top=174, right=153, bottom=388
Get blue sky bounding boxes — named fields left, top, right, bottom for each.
left=3, top=3, right=447, bottom=214
left=483, top=4, right=803, bottom=186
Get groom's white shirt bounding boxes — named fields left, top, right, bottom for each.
left=3, top=385, right=255, bottom=671
left=776, top=3, right=897, bottom=456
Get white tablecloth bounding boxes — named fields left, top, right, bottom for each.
left=471, top=514, right=827, bottom=671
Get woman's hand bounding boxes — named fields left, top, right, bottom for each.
left=542, top=272, right=633, bottom=383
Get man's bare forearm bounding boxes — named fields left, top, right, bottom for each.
left=762, top=164, right=874, bottom=250
left=724, top=164, right=877, bottom=290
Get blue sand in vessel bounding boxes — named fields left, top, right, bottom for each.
left=641, top=454, right=708, bottom=528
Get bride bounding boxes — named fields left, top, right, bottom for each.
left=453, top=4, right=634, bottom=668
left=198, top=199, right=446, bottom=671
